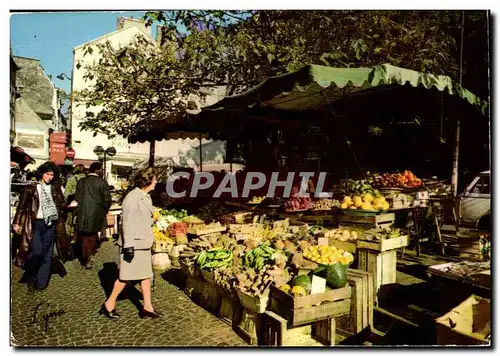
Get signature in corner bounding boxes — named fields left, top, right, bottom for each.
left=26, top=302, right=65, bottom=332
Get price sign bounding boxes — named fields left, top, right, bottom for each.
left=311, top=275, right=326, bottom=295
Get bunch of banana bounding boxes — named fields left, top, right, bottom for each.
left=197, top=248, right=233, bottom=270
left=244, top=244, right=276, bottom=271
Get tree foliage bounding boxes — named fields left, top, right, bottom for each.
left=74, top=10, right=487, bottom=138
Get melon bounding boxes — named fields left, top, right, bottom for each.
left=293, top=275, right=312, bottom=294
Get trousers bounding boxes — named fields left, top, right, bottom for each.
left=77, top=231, right=98, bottom=264
left=23, top=220, right=55, bottom=289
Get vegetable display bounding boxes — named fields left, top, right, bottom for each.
left=243, top=244, right=276, bottom=271
left=284, top=196, right=314, bottom=211
left=197, top=248, right=233, bottom=270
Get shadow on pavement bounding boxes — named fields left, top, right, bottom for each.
left=160, top=268, right=187, bottom=290
left=51, top=257, right=68, bottom=278
left=98, top=262, right=144, bottom=312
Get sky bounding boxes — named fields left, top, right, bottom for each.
left=10, top=11, right=158, bottom=94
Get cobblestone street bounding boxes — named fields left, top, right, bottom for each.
left=10, top=240, right=247, bottom=347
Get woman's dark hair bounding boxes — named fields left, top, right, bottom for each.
left=36, top=161, right=60, bottom=183
left=73, top=164, right=85, bottom=175
left=134, top=167, right=157, bottom=188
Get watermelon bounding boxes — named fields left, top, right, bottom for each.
left=293, top=275, right=312, bottom=294
left=310, top=263, right=347, bottom=289
left=325, top=263, right=348, bottom=289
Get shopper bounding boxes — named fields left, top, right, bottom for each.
left=12, top=161, right=70, bottom=293
left=100, top=167, right=159, bottom=319
left=64, top=164, right=86, bottom=243
left=74, top=162, right=111, bottom=269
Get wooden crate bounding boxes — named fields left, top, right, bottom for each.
left=339, top=213, right=395, bottom=229
left=435, top=295, right=490, bottom=346
left=270, top=285, right=351, bottom=326
left=185, top=276, right=205, bottom=301
left=335, top=269, right=374, bottom=335
left=358, top=249, right=397, bottom=304
left=347, top=268, right=375, bottom=329
left=187, top=225, right=227, bottom=235
left=262, top=311, right=334, bottom=346
left=459, top=236, right=491, bottom=261
left=199, top=281, right=222, bottom=314
left=218, top=296, right=242, bottom=327
left=357, top=235, right=409, bottom=252
left=314, top=318, right=337, bottom=346
left=237, top=308, right=262, bottom=345
left=236, top=288, right=270, bottom=314
left=200, top=269, right=216, bottom=285
left=329, top=240, right=357, bottom=254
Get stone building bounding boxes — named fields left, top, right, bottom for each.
left=13, top=56, right=63, bottom=166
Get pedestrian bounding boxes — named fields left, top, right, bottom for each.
left=74, top=162, right=111, bottom=269
left=64, top=164, right=86, bottom=244
left=12, top=161, right=70, bottom=293
left=100, top=167, right=159, bottom=319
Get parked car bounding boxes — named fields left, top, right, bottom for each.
left=459, top=171, right=490, bottom=231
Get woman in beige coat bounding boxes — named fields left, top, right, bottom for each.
left=100, top=167, right=159, bottom=319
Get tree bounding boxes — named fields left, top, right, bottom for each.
left=74, top=10, right=488, bottom=139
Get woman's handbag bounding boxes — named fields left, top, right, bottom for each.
left=123, top=247, right=134, bottom=263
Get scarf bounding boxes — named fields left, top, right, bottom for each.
left=40, top=183, right=58, bottom=226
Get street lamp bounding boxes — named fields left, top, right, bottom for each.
left=93, top=146, right=116, bottom=181
left=56, top=73, right=71, bottom=81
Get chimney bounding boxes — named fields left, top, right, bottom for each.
left=116, top=16, right=152, bottom=39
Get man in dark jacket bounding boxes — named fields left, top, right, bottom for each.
left=75, top=162, right=111, bottom=269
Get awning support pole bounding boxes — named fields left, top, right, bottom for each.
left=149, top=140, right=155, bottom=167
left=452, top=10, right=465, bottom=197
left=199, top=136, right=203, bottom=172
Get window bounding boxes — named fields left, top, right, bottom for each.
left=110, top=165, right=132, bottom=186
left=471, top=175, right=490, bottom=195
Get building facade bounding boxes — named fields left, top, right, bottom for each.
left=13, top=56, right=62, bottom=166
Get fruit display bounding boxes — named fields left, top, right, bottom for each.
left=248, top=196, right=266, bottom=204
left=340, top=194, right=390, bottom=211
left=361, top=227, right=403, bottom=241
left=243, top=244, right=276, bottom=271
left=196, top=201, right=233, bottom=222
left=370, top=170, right=422, bottom=188
left=312, top=199, right=341, bottom=211
left=309, top=225, right=327, bottom=236
left=303, top=245, right=354, bottom=266
left=345, top=179, right=379, bottom=197
left=324, top=228, right=359, bottom=242
left=284, top=196, right=314, bottom=211
left=292, top=275, right=313, bottom=294
left=167, top=222, right=188, bottom=237
left=197, top=248, right=234, bottom=270
left=159, top=208, right=189, bottom=220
